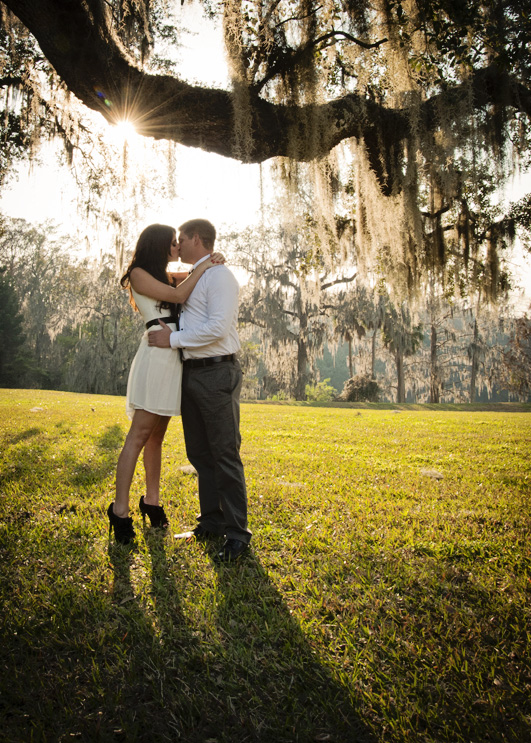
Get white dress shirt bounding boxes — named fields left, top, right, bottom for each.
left=169, top=257, right=241, bottom=360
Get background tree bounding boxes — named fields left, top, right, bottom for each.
left=497, top=314, right=531, bottom=399
left=237, top=340, right=263, bottom=400
left=233, top=223, right=356, bottom=400
left=331, top=284, right=386, bottom=379
left=0, top=219, right=79, bottom=385
left=0, top=217, right=140, bottom=391
left=60, top=258, right=142, bottom=395
left=0, top=266, right=25, bottom=385
left=382, top=300, right=424, bottom=403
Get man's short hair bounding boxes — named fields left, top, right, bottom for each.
left=179, top=219, right=216, bottom=251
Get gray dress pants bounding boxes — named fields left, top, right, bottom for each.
left=181, top=359, right=251, bottom=543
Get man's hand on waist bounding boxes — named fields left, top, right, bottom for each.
left=147, top=320, right=172, bottom=348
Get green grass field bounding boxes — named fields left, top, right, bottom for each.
left=0, top=389, right=530, bottom=743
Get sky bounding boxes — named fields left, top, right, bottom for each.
left=495, top=171, right=531, bottom=309
left=0, top=140, right=264, bottom=229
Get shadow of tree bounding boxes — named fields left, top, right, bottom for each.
left=0, top=422, right=124, bottom=491
left=96, top=424, right=125, bottom=452
left=2, top=427, right=42, bottom=446
left=70, top=424, right=125, bottom=488
left=0, top=427, right=45, bottom=491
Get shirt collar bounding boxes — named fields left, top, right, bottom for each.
left=191, top=254, right=210, bottom=271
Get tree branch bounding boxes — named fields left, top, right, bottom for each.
left=239, top=314, right=268, bottom=329
left=254, top=30, right=387, bottom=93
left=320, top=273, right=358, bottom=290
left=315, top=29, right=388, bottom=52
left=420, top=205, right=451, bottom=219
left=2, top=0, right=530, bottom=198
left=276, top=5, right=323, bottom=28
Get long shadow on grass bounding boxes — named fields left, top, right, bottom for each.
left=102, top=532, right=216, bottom=742
left=206, top=550, right=375, bottom=743
left=0, top=526, right=374, bottom=742
left=107, top=540, right=375, bottom=742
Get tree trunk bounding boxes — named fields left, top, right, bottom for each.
left=295, top=336, right=309, bottom=401
left=371, top=329, right=377, bottom=379
left=348, top=335, right=354, bottom=378
left=429, top=323, right=440, bottom=403
left=470, top=318, right=479, bottom=403
left=395, top=349, right=406, bottom=403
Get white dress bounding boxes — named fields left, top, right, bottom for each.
left=125, top=289, right=182, bottom=420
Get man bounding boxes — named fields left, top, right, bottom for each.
left=148, top=218, right=251, bottom=562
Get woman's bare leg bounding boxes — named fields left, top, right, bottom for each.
left=143, top=416, right=171, bottom=506
left=114, top=409, right=162, bottom=518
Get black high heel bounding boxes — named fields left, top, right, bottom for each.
left=139, top=496, right=169, bottom=528
left=107, top=503, right=135, bottom=544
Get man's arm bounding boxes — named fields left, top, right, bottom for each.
left=147, top=268, right=238, bottom=350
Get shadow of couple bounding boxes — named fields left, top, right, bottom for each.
left=109, top=534, right=375, bottom=742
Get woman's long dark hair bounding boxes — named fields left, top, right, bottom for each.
left=121, top=224, right=176, bottom=311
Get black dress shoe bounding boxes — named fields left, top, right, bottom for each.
left=193, top=524, right=220, bottom=540
left=215, top=538, right=248, bottom=563
left=174, top=524, right=220, bottom=540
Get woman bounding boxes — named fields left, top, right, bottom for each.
left=107, top=223, right=223, bottom=544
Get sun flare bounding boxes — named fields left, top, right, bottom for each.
left=109, top=119, right=138, bottom=147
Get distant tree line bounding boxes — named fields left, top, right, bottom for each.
left=0, top=216, right=529, bottom=403
left=226, top=225, right=531, bottom=403
left=0, top=218, right=142, bottom=394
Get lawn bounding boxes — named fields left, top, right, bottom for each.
left=0, top=389, right=530, bottom=742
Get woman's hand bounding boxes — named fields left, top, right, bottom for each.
left=210, top=252, right=226, bottom=265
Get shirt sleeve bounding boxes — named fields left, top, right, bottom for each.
left=169, top=268, right=239, bottom=349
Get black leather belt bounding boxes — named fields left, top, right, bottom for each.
left=145, top=316, right=178, bottom=329
left=183, top=354, right=236, bottom=368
